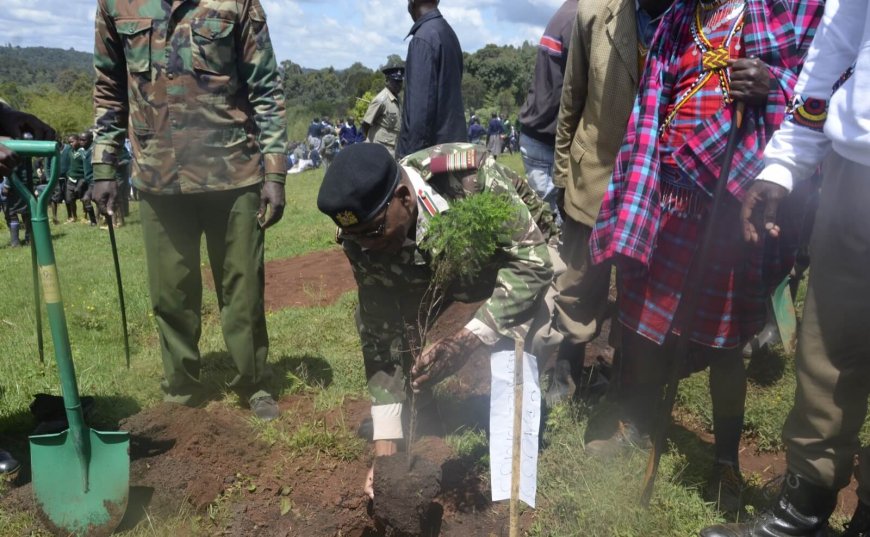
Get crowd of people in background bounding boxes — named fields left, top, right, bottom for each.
left=0, top=130, right=134, bottom=248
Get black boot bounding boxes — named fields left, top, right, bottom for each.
left=843, top=501, right=870, bottom=537
left=699, top=473, right=836, bottom=536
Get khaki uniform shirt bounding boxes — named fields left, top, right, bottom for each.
left=92, top=0, right=288, bottom=194
left=363, top=87, right=401, bottom=155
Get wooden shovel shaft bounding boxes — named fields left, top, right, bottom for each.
left=640, top=102, right=746, bottom=505
left=510, top=338, right=524, bottom=537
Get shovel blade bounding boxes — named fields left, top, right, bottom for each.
left=30, top=428, right=130, bottom=537
left=772, top=276, right=798, bottom=355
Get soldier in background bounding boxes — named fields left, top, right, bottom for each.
left=317, top=143, right=557, bottom=499
left=91, top=0, right=287, bottom=420
left=362, top=63, right=404, bottom=155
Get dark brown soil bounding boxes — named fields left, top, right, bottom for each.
left=373, top=454, right=441, bottom=536
left=0, top=249, right=538, bottom=536
left=11, top=248, right=852, bottom=536
left=204, top=248, right=356, bottom=310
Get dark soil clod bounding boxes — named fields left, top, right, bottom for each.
left=373, top=454, right=442, bottom=536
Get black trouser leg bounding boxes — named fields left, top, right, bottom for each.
left=709, top=347, right=747, bottom=466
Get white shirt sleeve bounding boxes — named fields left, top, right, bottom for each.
left=757, top=122, right=831, bottom=191
left=758, top=0, right=867, bottom=191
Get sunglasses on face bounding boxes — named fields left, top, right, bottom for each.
left=340, top=195, right=394, bottom=242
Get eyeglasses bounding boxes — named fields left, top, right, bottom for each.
left=340, top=195, right=393, bottom=242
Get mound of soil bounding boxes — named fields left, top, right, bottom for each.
left=204, top=248, right=356, bottom=310
left=373, top=454, right=442, bottom=536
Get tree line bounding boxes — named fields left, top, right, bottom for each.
left=0, top=42, right=538, bottom=141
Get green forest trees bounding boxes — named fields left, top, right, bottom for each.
left=0, top=43, right=537, bottom=141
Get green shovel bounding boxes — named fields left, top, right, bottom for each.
left=2, top=140, right=130, bottom=537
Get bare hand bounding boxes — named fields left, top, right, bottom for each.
left=741, top=180, right=789, bottom=243
left=729, top=58, right=771, bottom=106
left=0, top=108, right=55, bottom=140
left=93, top=180, right=118, bottom=216
left=410, top=328, right=483, bottom=391
left=258, top=181, right=285, bottom=229
left=0, top=144, right=20, bottom=178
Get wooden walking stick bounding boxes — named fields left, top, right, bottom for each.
left=510, top=337, right=524, bottom=537
left=640, top=102, right=746, bottom=506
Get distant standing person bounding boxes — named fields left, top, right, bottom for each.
left=486, top=113, right=504, bottom=156
left=396, top=0, right=467, bottom=158
left=517, top=0, right=578, bottom=214
left=54, top=135, right=77, bottom=224
left=362, top=64, right=405, bottom=155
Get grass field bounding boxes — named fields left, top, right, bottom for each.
left=0, top=152, right=855, bottom=536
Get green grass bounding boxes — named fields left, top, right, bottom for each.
left=530, top=404, right=723, bottom=537
left=0, top=153, right=856, bottom=536
left=0, top=167, right=362, bottom=535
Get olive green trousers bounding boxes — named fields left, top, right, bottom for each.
left=140, top=185, right=269, bottom=404
left=783, top=153, right=870, bottom=505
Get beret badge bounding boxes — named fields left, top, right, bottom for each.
left=335, top=211, right=359, bottom=227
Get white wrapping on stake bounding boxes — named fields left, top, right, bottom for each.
left=489, top=344, right=540, bottom=508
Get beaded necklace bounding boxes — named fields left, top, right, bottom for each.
left=660, top=0, right=745, bottom=135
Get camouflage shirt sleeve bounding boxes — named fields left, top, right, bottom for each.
left=472, top=157, right=554, bottom=342
left=491, top=158, right=559, bottom=242
left=238, top=0, right=288, bottom=180
left=92, top=0, right=128, bottom=180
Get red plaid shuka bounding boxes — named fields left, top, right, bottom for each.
left=590, top=0, right=824, bottom=348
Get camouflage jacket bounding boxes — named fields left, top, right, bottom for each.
left=92, top=0, right=288, bottom=195
left=343, top=143, right=556, bottom=404
left=363, top=87, right=401, bottom=155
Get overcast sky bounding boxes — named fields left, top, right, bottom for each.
left=0, top=0, right=566, bottom=70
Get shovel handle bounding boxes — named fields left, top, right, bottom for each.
left=4, top=140, right=91, bottom=491
left=1, top=140, right=61, bottom=217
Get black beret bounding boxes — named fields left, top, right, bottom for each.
left=382, top=66, right=405, bottom=81
left=317, top=143, right=401, bottom=228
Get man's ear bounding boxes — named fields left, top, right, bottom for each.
left=395, top=182, right=414, bottom=209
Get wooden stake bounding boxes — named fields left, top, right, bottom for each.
left=509, top=338, right=524, bottom=537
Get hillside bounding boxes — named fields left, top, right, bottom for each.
left=0, top=45, right=92, bottom=86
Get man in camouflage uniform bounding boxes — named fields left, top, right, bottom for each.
left=361, top=64, right=404, bottom=155
left=317, top=143, right=557, bottom=498
left=91, top=0, right=288, bottom=420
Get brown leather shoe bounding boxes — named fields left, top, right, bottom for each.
left=585, top=420, right=650, bottom=458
